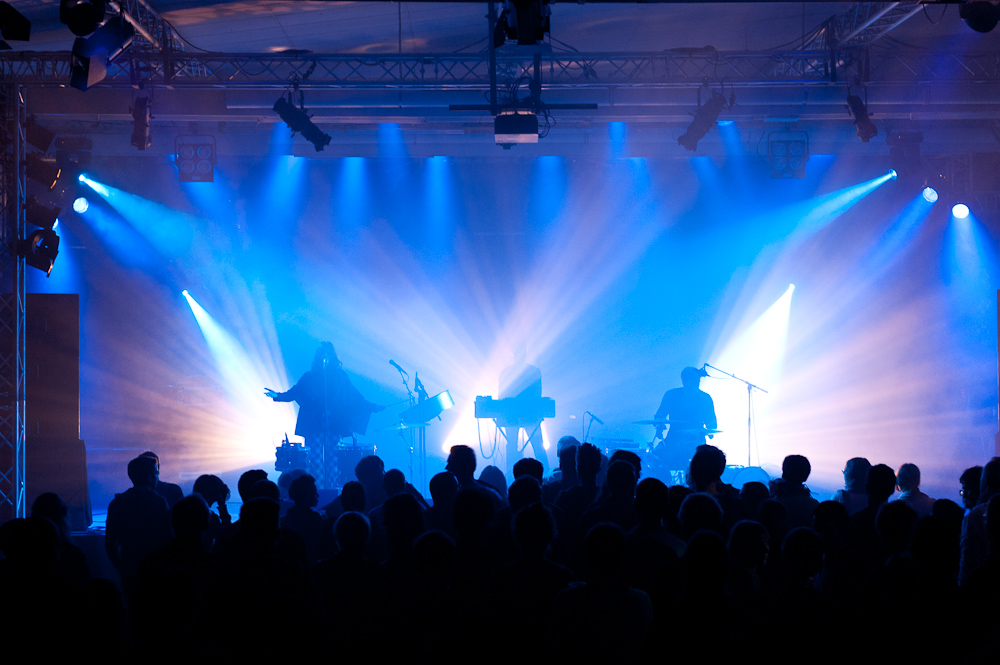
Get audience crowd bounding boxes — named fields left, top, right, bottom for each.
left=1, top=438, right=999, bottom=664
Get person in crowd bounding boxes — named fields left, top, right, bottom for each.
left=446, top=445, right=505, bottom=509
left=139, top=451, right=184, bottom=509
left=834, top=457, right=871, bottom=516
left=894, top=463, right=935, bottom=518
left=771, top=455, right=819, bottom=528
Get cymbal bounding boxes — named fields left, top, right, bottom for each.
left=379, top=422, right=430, bottom=432
left=632, top=419, right=680, bottom=425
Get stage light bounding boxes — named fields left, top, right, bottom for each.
left=26, top=195, right=60, bottom=229
left=72, top=197, right=89, bottom=213
left=70, top=15, right=134, bottom=92
left=26, top=153, right=62, bottom=190
left=15, top=228, right=60, bottom=276
left=174, top=136, right=216, bottom=182
left=889, top=170, right=897, bottom=180
left=181, top=289, right=189, bottom=297
left=59, top=0, right=106, bottom=37
left=922, top=187, right=938, bottom=203
left=130, top=96, right=151, bottom=150
left=273, top=95, right=331, bottom=152
left=494, top=0, right=551, bottom=47
left=768, top=132, right=809, bottom=179
left=953, top=203, right=970, bottom=219
left=961, top=0, right=1000, bottom=33
left=846, top=94, right=877, bottom=142
left=678, top=91, right=727, bottom=152
left=0, top=1, right=31, bottom=49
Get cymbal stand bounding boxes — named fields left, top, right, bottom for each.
left=393, top=363, right=417, bottom=489
left=703, top=363, right=768, bottom=467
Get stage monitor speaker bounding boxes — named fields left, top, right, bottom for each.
left=26, top=437, right=91, bottom=530
left=27, top=293, right=80, bottom=440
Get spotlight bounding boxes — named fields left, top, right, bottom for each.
left=678, top=91, right=727, bottom=152
left=846, top=94, right=877, bottom=142
left=72, top=197, right=89, bottom=213
left=174, top=136, right=216, bottom=183
left=0, top=1, right=31, bottom=49
left=70, top=15, right=134, bottom=92
left=130, top=96, right=151, bottom=150
left=495, top=112, right=539, bottom=145
left=273, top=95, right=331, bottom=152
left=961, top=0, right=1000, bottom=33
left=494, top=0, right=551, bottom=47
left=922, top=187, right=938, bottom=203
left=953, top=203, right=970, bottom=219
left=26, top=153, right=62, bottom=190
left=889, top=170, right=898, bottom=180
left=59, top=0, right=106, bottom=37
left=25, top=195, right=60, bottom=230
left=767, top=131, right=809, bottom=179
left=14, top=228, right=60, bottom=276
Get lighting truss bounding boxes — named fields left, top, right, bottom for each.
left=5, top=47, right=1000, bottom=90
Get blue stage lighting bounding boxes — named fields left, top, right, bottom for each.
left=72, top=197, right=89, bottom=213
left=181, top=289, right=189, bottom=297
left=889, top=170, right=898, bottom=180
left=953, top=203, right=970, bottom=219
left=78, top=173, right=86, bottom=182
left=922, top=187, right=938, bottom=203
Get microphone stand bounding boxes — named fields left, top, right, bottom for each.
left=414, top=373, right=429, bottom=494
left=703, top=363, right=768, bottom=468
left=392, top=362, right=416, bottom=486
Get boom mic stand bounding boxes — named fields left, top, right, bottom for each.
left=703, top=363, right=768, bottom=468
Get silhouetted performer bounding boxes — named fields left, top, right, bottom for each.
left=499, top=345, right=547, bottom=472
left=266, top=342, right=382, bottom=487
left=653, top=366, right=717, bottom=475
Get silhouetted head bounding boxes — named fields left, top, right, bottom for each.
left=557, top=436, right=580, bottom=457
left=843, top=457, right=871, bottom=491
left=876, top=501, right=917, bottom=556
left=429, top=472, right=459, bottom=507
left=513, top=457, right=544, bottom=484
left=354, top=455, right=385, bottom=487
left=781, top=455, right=811, bottom=485
left=812, top=500, right=849, bottom=542
left=609, top=449, right=642, bottom=481
left=584, top=522, right=626, bottom=581
left=289, top=474, right=319, bottom=508
left=981, top=457, right=1000, bottom=497
left=127, top=456, right=158, bottom=489
left=311, top=341, right=341, bottom=371
left=446, top=445, right=477, bottom=481
left=247, top=479, right=281, bottom=502
left=172, top=494, right=210, bottom=539
left=239, top=498, right=281, bottom=552
left=193, top=474, right=230, bottom=507
left=606, top=460, right=637, bottom=501
left=453, top=488, right=494, bottom=540
left=513, top=503, right=554, bottom=558
left=680, top=366, right=704, bottom=389
left=740, top=481, right=769, bottom=516
left=508, top=475, right=542, bottom=514
left=682, top=530, right=728, bottom=593
left=479, top=465, right=507, bottom=499
left=414, top=530, right=456, bottom=586
left=334, top=511, right=371, bottom=554
left=277, top=468, right=307, bottom=499
left=382, top=469, right=407, bottom=496
left=634, top=477, right=669, bottom=527
left=866, top=464, right=897, bottom=503
left=557, top=441, right=578, bottom=478
left=139, top=451, right=161, bottom=475
left=931, top=498, right=965, bottom=545
left=960, top=466, right=983, bottom=509
left=31, top=492, right=69, bottom=537
left=689, top=445, right=726, bottom=491
left=782, top=527, right=824, bottom=583
left=896, top=463, right=921, bottom=492
left=727, top=520, right=769, bottom=569
left=340, top=481, right=366, bottom=512
left=382, top=493, right=425, bottom=551
left=576, top=443, right=602, bottom=484
left=678, top=492, right=723, bottom=541
left=237, top=469, right=268, bottom=502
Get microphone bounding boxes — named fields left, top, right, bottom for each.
left=389, top=359, right=407, bottom=375
left=586, top=411, right=604, bottom=425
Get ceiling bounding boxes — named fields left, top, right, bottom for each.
left=6, top=2, right=1000, bottom=158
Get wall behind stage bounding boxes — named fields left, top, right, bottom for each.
left=31, top=140, right=999, bottom=507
